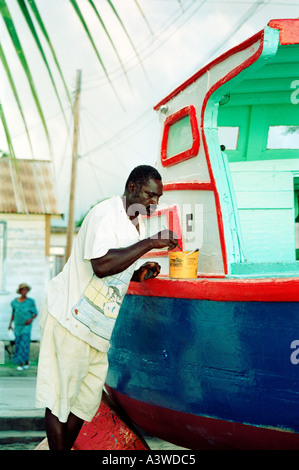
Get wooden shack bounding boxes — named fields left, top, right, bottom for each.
left=0, top=157, right=62, bottom=341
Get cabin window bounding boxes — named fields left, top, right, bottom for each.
left=218, top=126, right=239, bottom=150
left=267, top=126, right=299, bottom=149
left=167, top=115, right=193, bottom=156
left=0, top=222, right=7, bottom=293
left=161, top=105, right=200, bottom=167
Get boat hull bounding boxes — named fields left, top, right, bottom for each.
left=106, top=386, right=299, bottom=450
left=105, top=285, right=299, bottom=449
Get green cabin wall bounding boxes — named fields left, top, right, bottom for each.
left=228, top=160, right=297, bottom=263
left=218, top=104, right=299, bottom=162
left=216, top=42, right=299, bottom=266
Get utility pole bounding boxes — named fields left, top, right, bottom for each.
left=65, top=69, right=82, bottom=262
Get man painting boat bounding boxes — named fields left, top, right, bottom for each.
left=35, top=164, right=178, bottom=450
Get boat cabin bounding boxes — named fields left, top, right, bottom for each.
left=147, top=19, right=299, bottom=278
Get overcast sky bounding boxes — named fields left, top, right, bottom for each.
left=1, top=0, right=298, bottom=222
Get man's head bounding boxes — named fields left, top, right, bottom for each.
left=124, top=165, right=163, bottom=217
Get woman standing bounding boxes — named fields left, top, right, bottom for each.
left=8, top=283, right=38, bottom=371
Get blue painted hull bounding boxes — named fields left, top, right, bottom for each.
left=106, top=293, right=299, bottom=449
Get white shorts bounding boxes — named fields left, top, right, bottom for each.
left=36, top=313, right=109, bottom=423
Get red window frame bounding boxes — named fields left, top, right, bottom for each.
left=161, top=105, right=200, bottom=167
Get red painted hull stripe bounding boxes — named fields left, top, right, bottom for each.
left=106, top=386, right=299, bottom=450
left=128, top=276, right=299, bottom=302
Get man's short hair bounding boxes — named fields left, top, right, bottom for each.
left=125, top=165, right=162, bottom=191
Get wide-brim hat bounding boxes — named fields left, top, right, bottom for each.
left=17, top=283, right=31, bottom=294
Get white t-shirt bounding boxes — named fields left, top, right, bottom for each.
left=46, top=196, right=146, bottom=352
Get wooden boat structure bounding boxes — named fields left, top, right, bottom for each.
left=104, top=19, right=299, bottom=450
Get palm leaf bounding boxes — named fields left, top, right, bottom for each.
left=26, top=0, right=73, bottom=110
left=0, top=102, right=29, bottom=213
left=0, top=41, right=34, bottom=156
left=0, top=0, right=51, bottom=153
left=0, top=101, right=17, bottom=161
left=133, top=0, right=154, bottom=36
left=106, top=0, right=150, bottom=83
left=16, top=0, right=70, bottom=130
left=87, top=0, right=131, bottom=90
left=69, top=0, right=125, bottom=109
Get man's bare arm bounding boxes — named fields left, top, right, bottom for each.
left=91, top=230, right=177, bottom=278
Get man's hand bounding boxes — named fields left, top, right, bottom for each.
left=132, top=262, right=161, bottom=282
left=150, top=230, right=179, bottom=251
left=91, top=231, right=179, bottom=279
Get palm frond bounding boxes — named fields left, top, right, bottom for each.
left=0, top=0, right=52, bottom=154
left=0, top=101, right=17, bottom=161
left=69, top=0, right=125, bottom=109
left=106, top=0, right=150, bottom=84
left=133, top=0, right=154, bottom=36
left=16, top=0, right=70, bottom=130
left=87, top=0, right=131, bottom=90
left=26, top=0, right=73, bottom=110
left=0, top=0, right=155, bottom=159
left=0, top=41, right=34, bottom=156
left=0, top=103, right=28, bottom=213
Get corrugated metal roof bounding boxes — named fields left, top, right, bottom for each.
left=0, top=157, right=62, bottom=215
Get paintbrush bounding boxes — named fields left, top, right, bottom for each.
left=162, top=224, right=183, bottom=251
left=186, top=249, right=199, bottom=256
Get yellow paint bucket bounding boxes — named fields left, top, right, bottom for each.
left=169, top=250, right=199, bottom=279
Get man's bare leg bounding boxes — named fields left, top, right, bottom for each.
left=65, top=412, right=84, bottom=449
left=45, top=408, right=84, bottom=450
left=45, top=408, right=65, bottom=450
